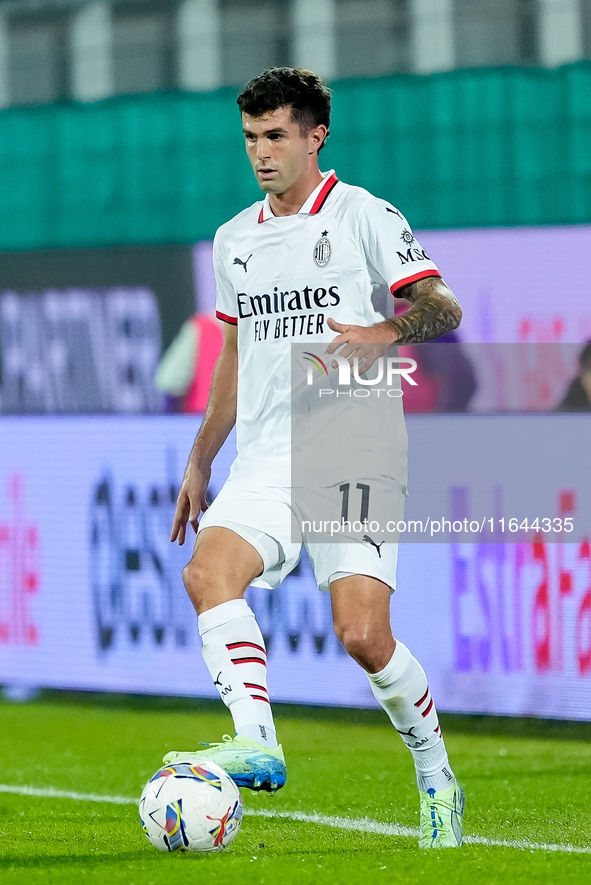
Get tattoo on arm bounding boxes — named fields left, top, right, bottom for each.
left=386, top=276, right=462, bottom=344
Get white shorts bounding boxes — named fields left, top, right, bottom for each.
left=198, top=478, right=405, bottom=593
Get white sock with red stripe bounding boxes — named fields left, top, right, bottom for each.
left=366, top=640, right=454, bottom=793
left=198, top=598, right=277, bottom=749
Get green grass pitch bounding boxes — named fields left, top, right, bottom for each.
left=1, top=695, right=591, bottom=885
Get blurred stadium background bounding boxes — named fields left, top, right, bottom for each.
left=0, top=0, right=590, bottom=724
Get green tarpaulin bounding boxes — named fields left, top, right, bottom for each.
left=0, top=62, right=589, bottom=250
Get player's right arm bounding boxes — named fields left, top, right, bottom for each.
left=170, top=322, right=238, bottom=545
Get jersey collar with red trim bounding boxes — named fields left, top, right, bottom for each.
left=257, top=170, right=339, bottom=223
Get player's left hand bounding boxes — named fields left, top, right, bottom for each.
left=325, top=318, right=398, bottom=375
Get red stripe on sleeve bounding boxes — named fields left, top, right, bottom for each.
left=390, top=270, right=441, bottom=296
left=216, top=310, right=237, bottom=325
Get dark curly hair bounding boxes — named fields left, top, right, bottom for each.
left=237, top=67, right=331, bottom=152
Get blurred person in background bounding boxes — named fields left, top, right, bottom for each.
left=399, top=330, right=477, bottom=412
left=155, top=314, right=223, bottom=413
left=556, top=341, right=591, bottom=411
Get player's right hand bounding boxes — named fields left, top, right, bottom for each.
left=170, top=459, right=211, bottom=545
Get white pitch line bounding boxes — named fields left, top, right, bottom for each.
left=0, top=783, right=137, bottom=806
left=247, top=806, right=417, bottom=839
left=1, top=783, right=590, bottom=856
left=246, top=808, right=591, bottom=855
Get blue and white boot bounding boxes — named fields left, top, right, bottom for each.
left=163, top=734, right=286, bottom=793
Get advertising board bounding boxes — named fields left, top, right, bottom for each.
left=1, top=415, right=589, bottom=720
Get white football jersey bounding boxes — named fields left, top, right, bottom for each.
left=213, top=170, right=441, bottom=485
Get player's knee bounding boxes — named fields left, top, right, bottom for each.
left=182, top=559, right=197, bottom=594
left=182, top=556, right=232, bottom=613
left=335, top=620, right=393, bottom=671
left=334, top=622, right=371, bottom=662
left=181, top=561, right=191, bottom=586
left=182, top=558, right=210, bottom=610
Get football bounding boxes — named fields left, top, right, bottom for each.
left=139, top=760, right=243, bottom=852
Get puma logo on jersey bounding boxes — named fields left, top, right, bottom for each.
left=233, top=254, right=253, bottom=272
left=363, top=534, right=384, bottom=557
left=386, top=206, right=403, bottom=219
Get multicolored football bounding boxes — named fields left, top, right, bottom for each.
left=139, top=759, right=243, bottom=852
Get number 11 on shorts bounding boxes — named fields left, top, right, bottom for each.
left=339, top=482, right=370, bottom=522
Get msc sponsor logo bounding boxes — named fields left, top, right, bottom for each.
left=397, top=246, right=431, bottom=264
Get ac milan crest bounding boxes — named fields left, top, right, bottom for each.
left=313, top=234, right=331, bottom=267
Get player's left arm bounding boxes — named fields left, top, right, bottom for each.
left=325, top=277, right=462, bottom=370
left=385, top=275, right=462, bottom=344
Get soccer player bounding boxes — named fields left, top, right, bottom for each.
left=165, top=68, right=464, bottom=849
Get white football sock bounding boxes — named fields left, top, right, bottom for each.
left=367, top=641, right=455, bottom=793
left=198, top=598, right=278, bottom=749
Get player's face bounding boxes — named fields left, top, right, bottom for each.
left=242, top=107, right=321, bottom=195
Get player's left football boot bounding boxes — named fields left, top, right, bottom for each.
left=418, top=780, right=465, bottom=849
left=162, top=734, right=286, bottom=793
